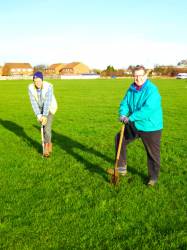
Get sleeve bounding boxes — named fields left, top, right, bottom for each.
left=43, top=85, right=53, bottom=116
left=119, top=91, right=130, bottom=117
left=28, top=88, right=41, bottom=118
left=129, top=88, right=161, bottom=122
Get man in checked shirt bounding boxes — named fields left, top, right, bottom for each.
left=28, top=71, right=58, bottom=157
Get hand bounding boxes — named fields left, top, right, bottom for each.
left=119, top=116, right=129, bottom=124
left=40, top=116, right=47, bottom=126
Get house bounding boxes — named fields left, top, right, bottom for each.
left=176, top=65, right=187, bottom=71
left=45, top=63, right=66, bottom=75
left=2, top=63, right=33, bottom=76
left=59, top=62, right=90, bottom=75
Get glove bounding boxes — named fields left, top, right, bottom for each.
left=40, top=116, right=47, bottom=126
left=119, top=116, right=129, bottom=124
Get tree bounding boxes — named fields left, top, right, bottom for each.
left=127, top=65, right=135, bottom=73
left=106, top=65, right=115, bottom=72
left=33, top=64, right=48, bottom=73
left=177, top=59, right=187, bottom=66
left=153, top=65, right=185, bottom=77
left=101, top=65, right=116, bottom=77
left=92, top=68, right=101, bottom=74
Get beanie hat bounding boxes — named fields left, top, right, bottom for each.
left=33, top=71, right=43, bottom=81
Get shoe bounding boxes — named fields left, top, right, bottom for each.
left=107, top=166, right=127, bottom=176
left=118, top=166, right=127, bottom=176
left=44, top=143, right=50, bottom=157
left=48, top=143, right=52, bottom=153
left=147, top=179, right=157, bottom=187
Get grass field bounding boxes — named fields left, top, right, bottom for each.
left=0, top=78, right=187, bottom=250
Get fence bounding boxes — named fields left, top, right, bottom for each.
left=0, top=74, right=101, bottom=80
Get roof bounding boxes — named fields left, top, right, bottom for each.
left=62, top=62, right=80, bottom=69
left=48, top=63, right=65, bottom=69
left=3, top=63, right=32, bottom=69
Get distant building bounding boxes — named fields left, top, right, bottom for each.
left=176, top=65, right=187, bottom=71
left=2, top=63, right=33, bottom=76
left=59, top=62, right=90, bottom=75
left=0, top=66, right=2, bottom=76
left=45, top=63, right=66, bottom=75
left=177, top=64, right=187, bottom=68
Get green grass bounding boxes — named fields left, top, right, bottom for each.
left=0, top=78, right=187, bottom=250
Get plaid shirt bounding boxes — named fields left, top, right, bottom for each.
left=28, top=83, right=53, bottom=117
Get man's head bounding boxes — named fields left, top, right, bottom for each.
left=33, top=71, right=43, bottom=89
left=133, top=65, right=147, bottom=86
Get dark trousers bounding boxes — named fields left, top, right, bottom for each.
left=115, top=123, right=162, bottom=181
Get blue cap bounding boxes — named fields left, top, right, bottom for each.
left=33, top=71, right=43, bottom=81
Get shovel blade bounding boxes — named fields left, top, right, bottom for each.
left=107, top=168, right=119, bottom=185
left=111, top=173, right=119, bottom=185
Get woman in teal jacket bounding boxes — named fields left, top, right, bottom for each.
left=116, top=65, right=163, bottom=186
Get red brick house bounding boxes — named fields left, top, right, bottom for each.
left=59, top=62, right=90, bottom=75
left=2, top=63, right=33, bottom=76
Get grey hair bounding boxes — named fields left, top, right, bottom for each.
left=133, top=65, right=146, bottom=74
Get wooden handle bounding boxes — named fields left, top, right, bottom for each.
left=115, top=124, right=125, bottom=169
left=41, top=126, right=44, bottom=155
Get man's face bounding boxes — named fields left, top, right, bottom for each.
left=134, top=69, right=147, bottom=86
left=34, top=78, right=43, bottom=89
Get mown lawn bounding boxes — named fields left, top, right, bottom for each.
left=0, top=78, right=187, bottom=250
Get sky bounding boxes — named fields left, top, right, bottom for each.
left=0, top=0, right=187, bottom=70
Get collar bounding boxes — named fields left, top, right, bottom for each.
left=134, top=83, right=142, bottom=90
left=133, top=79, right=148, bottom=91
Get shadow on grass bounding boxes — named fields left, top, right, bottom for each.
left=34, top=125, right=113, bottom=182
left=0, top=119, right=41, bottom=153
left=126, top=165, right=147, bottom=184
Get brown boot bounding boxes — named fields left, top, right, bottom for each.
left=48, top=143, right=52, bottom=153
left=44, top=143, right=50, bottom=157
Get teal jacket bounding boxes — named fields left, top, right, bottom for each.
left=119, top=79, right=163, bottom=131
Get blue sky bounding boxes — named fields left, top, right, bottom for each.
left=0, top=0, right=187, bottom=69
